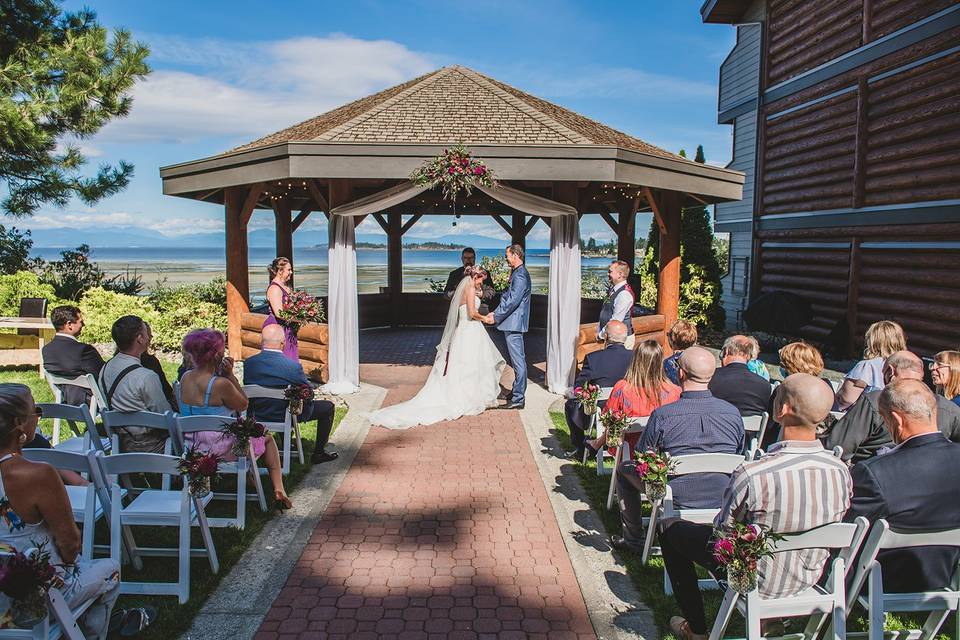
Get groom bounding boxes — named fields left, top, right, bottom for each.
left=486, top=244, right=531, bottom=410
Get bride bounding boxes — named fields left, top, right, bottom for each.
left=369, top=266, right=506, bottom=429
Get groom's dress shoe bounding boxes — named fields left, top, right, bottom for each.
left=311, top=450, right=339, bottom=464
left=504, top=401, right=525, bottom=410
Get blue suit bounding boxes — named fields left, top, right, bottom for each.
left=243, top=349, right=336, bottom=450
left=494, top=264, right=532, bottom=404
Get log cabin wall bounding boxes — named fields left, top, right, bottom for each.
left=708, top=0, right=960, bottom=356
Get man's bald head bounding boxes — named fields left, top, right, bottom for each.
left=776, top=373, right=835, bottom=429
left=261, top=324, right=285, bottom=349
left=678, top=346, right=717, bottom=389
left=883, top=350, right=924, bottom=385
left=605, top=320, right=627, bottom=344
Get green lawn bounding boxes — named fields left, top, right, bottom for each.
left=548, top=412, right=956, bottom=640
left=1, top=365, right=347, bottom=639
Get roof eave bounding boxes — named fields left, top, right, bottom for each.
left=700, top=0, right=752, bottom=23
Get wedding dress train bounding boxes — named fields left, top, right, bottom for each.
left=368, top=279, right=506, bottom=429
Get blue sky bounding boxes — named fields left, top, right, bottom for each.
left=23, top=0, right=736, bottom=248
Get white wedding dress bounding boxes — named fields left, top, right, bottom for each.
left=369, top=278, right=506, bottom=429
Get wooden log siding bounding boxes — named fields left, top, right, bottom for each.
left=870, top=0, right=959, bottom=39
left=766, top=0, right=864, bottom=86
left=240, top=312, right=329, bottom=382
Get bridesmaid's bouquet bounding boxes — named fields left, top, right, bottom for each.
left=278, top=290, right=326, bottom=329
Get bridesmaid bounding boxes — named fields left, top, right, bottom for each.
left=262, top=257, right=300, bottom=362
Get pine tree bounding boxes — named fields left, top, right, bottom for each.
left=0, top=1, right=150, bottom=216
left=640, top=145, right=725, bottom=329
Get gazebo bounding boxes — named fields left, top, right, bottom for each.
left=160, top=65, right=743, bottom=394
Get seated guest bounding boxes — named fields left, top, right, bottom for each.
left=244, top=325, right=338, bottom=464
left=931, top=350, right=960, bottom=408
left=663, top=373, right=851, bottom=640
left=98, top=316, right=172, bottom=453
left=845, top=379, right=960, bottom=593
left=41, top=305, right=104, bottom=406
left=765, top=341, right=833, bottom=447
left=597, top=260, right=635, bottom=342
left=663, top=320, right=697, bottom=385
left=825, top=351, right=960, bottom=464
left=610, top=346, right=744, bottom=552
left=0, top=383, right=157, bottom=639
left=708, top=335, right=773, bottom=416
left=835, top=320, right=906, bottom=411
left=179, top=329, right=293, bottom=510
left=745, top=335, right=770, bottom=381
left=139, top=322, right=177, bottom=411
left=585, top=339, right=681, bottom=452
left=563, top=320, right=633, bottom=459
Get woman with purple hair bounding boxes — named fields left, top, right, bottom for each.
left=178, top=329, right=292, bottom=510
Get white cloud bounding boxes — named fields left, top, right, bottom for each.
left=97, top=34, right=435, bottom=145
left=26, top=210, right=225, bottom=236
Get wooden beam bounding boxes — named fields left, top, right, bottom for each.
left=306, top=179, right=329, bottom=213
left=197, top=188, right=220, bottom=202
left=241, top=182, right=265, bottom=225
left=353, top=216, right=366, bottom=228
left=387, top=213, right=402, bottom=327
left=491, top=214, right=513, bottom=236
left=272, top=199, right=294, bottom=268
left=617, top=202, right=637, bottom=269
left=524, top=216, right=540, bottom=235
left=371, top=213, right=389, bottom=234
left=400, top=214, right=423, bottom=236
left=644, top=186, right=667, bottom=234
left=656, top=191, right=682, bottom=342
left=599, top=210, right=618, bottom=233
left=224, top=187, right=251, bottom=360
left=511, top=213, right=526, bottom=250
left=291, top=207, right=312, bottom=231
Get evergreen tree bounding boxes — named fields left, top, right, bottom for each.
left=640, top=145, right=725, bottom=329
left=0, top=1, right=150, bottom=216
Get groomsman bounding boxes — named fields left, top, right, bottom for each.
left=597, top=260, right=634, bottom=341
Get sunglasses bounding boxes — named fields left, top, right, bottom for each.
left=929, top=361, right=947, bottom=371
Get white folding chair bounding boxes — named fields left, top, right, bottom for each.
left=38, top=403, right=110, bottom=454
left=101, top=410, right=177, bottom=492
left=742, top=412, right=769, bottom=457
left=581, top=386, right=615, bottom=473
left=41, top=372, right=108, bottom=444
left=89, top=451, right=219, bottom=604
left=647, top=452, right=746, bottom=571
left=0, top=550, right=90, bottom=640
left=708, top=518, right=870, bottom=640
left=243, top=384, right=304, bottom=474
left=606, top=416, right=649, bottom=510
left=173, top=414, right=267, bottom=529
left=840, top=520, right=960, bottom=640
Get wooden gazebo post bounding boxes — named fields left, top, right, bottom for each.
left=655, top=191, right=683, bottom=344
left=273, top=199, right=294, bottom=283
left=224, top=184, right=261, bottom=359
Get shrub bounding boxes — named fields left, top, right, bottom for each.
left=0, top=226, right=37, bottom=275
left=78, top=287, right=159, bottom=344
left=0, top=271, right=59, bottom=316
left=581, top=271, right=607, bottom=299
left=147, top=280, right=228, bottom=352
left=40, top=244, right=106, bottom=301
left=424, top=277, right=446, bottom=293
left=480, top=255, right=511, bottom=291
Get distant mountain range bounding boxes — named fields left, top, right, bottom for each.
left=27, top=227, right=539, bottom=250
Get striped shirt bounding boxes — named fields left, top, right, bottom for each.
left=715, top=440, right=852, bottom=598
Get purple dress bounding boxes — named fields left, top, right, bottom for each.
left=263, top=281, right=299, bottom=362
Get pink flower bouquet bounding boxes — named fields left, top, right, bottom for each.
left=278, top=290, right=326, bottom=330
left=712, top=522, right=783, bottom=594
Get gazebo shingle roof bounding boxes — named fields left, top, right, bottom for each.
left=231, top=65, right=683, bottom=160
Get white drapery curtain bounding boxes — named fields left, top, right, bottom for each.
left=324, top=179, right=581, bottom=397
left=546, top=214, right=581, bottom=394
left=320, top=213, right=360, bottom=395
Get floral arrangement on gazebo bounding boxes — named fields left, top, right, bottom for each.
left=411, top=143, right=497, bottom=224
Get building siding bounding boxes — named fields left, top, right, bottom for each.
left=720, top=24, right=763, bottom=112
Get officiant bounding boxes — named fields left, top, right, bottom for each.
left=445, top=247, right=496, bottom=313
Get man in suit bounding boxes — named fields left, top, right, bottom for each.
left=487, top=244, right=531, bottom=410
left=845, top=379, right=960, bottom=593
left=244, top=324, right=338, bottom=464
left=827, top=350, right=960, bottom=463
left=563, top=320, right=633, bottom=459
left=444, top=247, right=495, bottom=306
left=41, top=305, right=105, bottom=406
left=597, top=260, right=635, bottom=341
left=708, top=335, right=772, bottom=416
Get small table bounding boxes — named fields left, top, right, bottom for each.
left=0, top=317, right=56, bottom=370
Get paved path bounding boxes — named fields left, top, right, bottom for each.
left=255, top=355, right=596, bottom=640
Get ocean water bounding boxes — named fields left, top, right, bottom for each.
left=33, top=246, right=611, bottom=298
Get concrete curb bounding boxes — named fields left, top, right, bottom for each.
left=517, top=385, right=658, bottom=640
left=180, top=383, right=386, bottom=640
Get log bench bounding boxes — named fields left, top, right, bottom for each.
left=240, top=312, right=329, bottom=382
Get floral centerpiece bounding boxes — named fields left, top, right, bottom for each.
left=284, top=384, right=313, bottom=416
left=573, top=382, right=601, bottom=415
left=222, top=415, right=268, bottom=458
left=177, top=446, right=220, bottom=498
left=277, top=290, right=325, bottom=332
left=634, top=449, right=676, bottom=501
left=411, top=143, right=497, bottom=224
left=599, top=409, right=630, bottom=456
left=0, top=540, right=63, bottom=629
left=712, top=522, right=784, bottom=594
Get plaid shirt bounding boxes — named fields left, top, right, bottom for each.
left=715, top=440, right=852, bottom=598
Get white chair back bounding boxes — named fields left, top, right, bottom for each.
left=38, top=403, right=107, bottom=453
left=101, top=410, right=176, bottom=454
left=671, top=452, right=746, bottom=476
left=742, top=412, right=769, bottom=456
left=243, top=384, right=306, bottom=473
left=40, top=373, right=106, bottom=443
left=170, top=414, right=235, bottom=455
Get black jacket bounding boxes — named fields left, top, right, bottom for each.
left=575, top=344, right=633, bottom=389
left=444, top=266, right=495, bottom=296
left=845, top=433, right=960, bottom=592
left=707, top=362, right=772, bottom=416
left=825, top=390, right=960, bottom=464
left=41, top=334, right=105, bottom=405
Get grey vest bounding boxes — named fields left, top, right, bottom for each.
left=599, top=285, right=634, bottom=335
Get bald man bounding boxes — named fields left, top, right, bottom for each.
left=611, top=346, right=744, bottom=553
left=845, top=379, right=960, bottom=593
left=244, top=324, right=338, bottom=464
left=826, top=350, right=960, bottom=463
left=662, top=374, right=852, bottom=640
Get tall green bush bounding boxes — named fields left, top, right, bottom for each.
left=78, top=287, right=159, bottom=344
left=147, top=287, right=227, bottom=352
left=0, top=271, right=59, bottom=316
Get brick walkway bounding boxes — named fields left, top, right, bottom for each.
left=255, top=329, right=596, bottom=640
